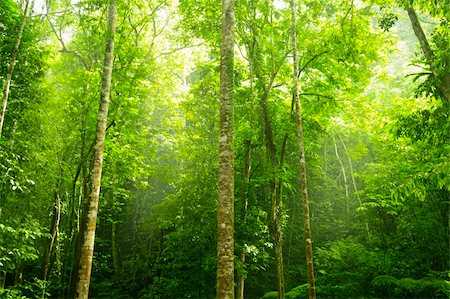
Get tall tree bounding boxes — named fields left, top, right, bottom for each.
left=0, top=0, right=30, bottom=137
left=405, top=5, right=450, bottom=102
left=290, top=0, right=316, bottom=298
left=217, top=0, right=235, bottom=297
left=73, top=1, right=117, bottom=298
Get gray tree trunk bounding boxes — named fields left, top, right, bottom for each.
left=74, top=1, right=116, bottom=298
left=290, top=1, right=316, bottom=298
left=216, top=0, right=235, bottom=297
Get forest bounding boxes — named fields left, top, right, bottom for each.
left=0, top=0, right=449, bottom=298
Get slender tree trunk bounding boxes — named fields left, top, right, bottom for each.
left=338, top=135, right=370, bottom=237
left=111, top=220, right=120, bottom=273
left=68, top=164, right=90, bottom=298
left=110, top=172, right=120, bottom=274
left=14, top=262, right=23, bottom=285
left=41, top=190, right=61, bottom=282
left=333, top=135, right=349, bottom=214
left=74, top=1, right=116, bottom=298
left=41, top=185, right=61, bottom=299
left=243, top=20, right=287, bottom=297
left=236, top=253, right=245, bottom=299
left=9, top=119, right=17, bottom=150
left=237, top=141, right=252, bottom=299
left=257, top=69, right=285, bottom=298
left=406, top=6, right=450, bottom=102
left=290, top=1, right=316, bottom=298
left=217, top=0, right=235, bottom=297
left=260, top=92, right=285, bottom=299
left=0, top=0, right=30, bottom=137
left=333, top=135, right=349, bottom=198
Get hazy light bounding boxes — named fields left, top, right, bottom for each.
left=273, top=0, right=288, bottom=10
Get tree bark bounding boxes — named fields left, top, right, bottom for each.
left=290, top=1, right=316, bottom=298
left=74, top=1, right=116, bottom=298
left=237, top=141, right=252, bottom=299
left=406, top=6, right=450, bottom=102
left=217, top=0, right=235, bottom=297
left=0, top=0, right=30, bottom=137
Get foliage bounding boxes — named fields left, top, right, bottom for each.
left=371, top=275, right=450, bottom=298
left=0, top=0, right=448, bottom=298
left=0, top=220, right=45, bottom=272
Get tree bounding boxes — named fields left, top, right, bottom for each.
left=0, top=0, right=30, bottom=137
left=217, top=0, right=235, bottom=297
left=73, top=1, right=116, bottom=298
left=405, top=5, right=449, bottom=102
left=289, top=0, right=316, bottom=297
left=2, top=0, right=450, bottom=297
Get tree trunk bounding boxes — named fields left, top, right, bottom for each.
left=14, top=262, right=23, bottom=285
left=73, top=1, right=116, bottom=298
left=111, top=220, right=120, bottom=273
left=290, top=1, right=316, bottom=298
left=110, top=173, right=120, bottom=274
left=41, top=189, right=61, bottom=282
left=406, top=6, right=450, bottom=102
left=260, top=88, right=285, bottom=299
left=241, top=15, right=287, bottom=296
left=333, top=135, right=349, bottom=214
left=256, top=68, right=286, bottom=298
left=68, top=163, right=90, bottom=298
left=237, top=141, right=252, bottom=299
left=338, top=135, right=370, bottom=237
left=217, top=0, right=235, bottom=297
left=0, top=0, right=30, bottom=137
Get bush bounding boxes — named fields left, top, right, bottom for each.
left=285, top=284, right=308, bottom=299
left=261, top=291, right=278, bottom=299
left=371, top=275, right=449, bottom=298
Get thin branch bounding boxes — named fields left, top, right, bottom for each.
left=155, top=42, right=206, bottom=58
left=298, top=50, right=329, bottom=77
left=299, top=92, right=333, bottom=99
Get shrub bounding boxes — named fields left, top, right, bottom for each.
left=285, top=284, right=308, bottom=299
left=261, top=291, right=278, bottom=299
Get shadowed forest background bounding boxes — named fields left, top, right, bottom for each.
left=0, top=0, right=449, bottom=298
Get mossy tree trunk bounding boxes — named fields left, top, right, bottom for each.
left=290, top=1, right=316, bottom=298
left=73, top=1, right=117, bottom=298
left=217, top=0, right=235, bottom=297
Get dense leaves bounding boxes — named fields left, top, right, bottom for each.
left=0, top=0, right=448, bottom=298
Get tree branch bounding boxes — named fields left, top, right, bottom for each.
left=298, top=50, right=329, bottom=78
